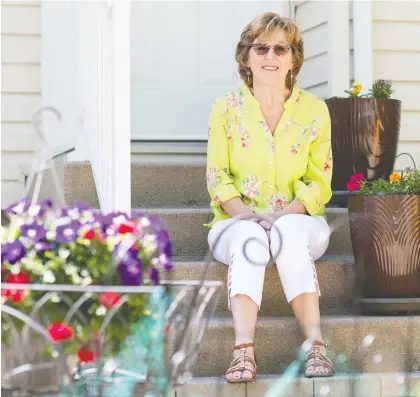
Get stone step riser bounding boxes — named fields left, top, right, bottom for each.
left=192, top=317, right=420, bottom=377
left=170, top=259, right=355, bottom=316
left=175, top=373, right=420, bottom=397
left=44, top=162, right=209, bottom=209
left=146, top=209, right=352, bottom=257
left=35, top=164, right=352, bottom=257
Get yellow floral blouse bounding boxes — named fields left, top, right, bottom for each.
left=205, top=84, right=333, bottom=229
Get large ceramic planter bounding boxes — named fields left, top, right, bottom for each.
left=348, top=195, right=420, bottom=313
left=325, top=98, right=401, bottom=197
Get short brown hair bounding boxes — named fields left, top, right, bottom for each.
left=235, top=12, right=304, bottom=89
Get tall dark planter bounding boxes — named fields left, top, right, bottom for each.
left=348, top=195, right=420, bottom=312
left=325, top=98, right=401, bottom=193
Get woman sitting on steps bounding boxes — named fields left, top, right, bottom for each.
left=205, top=12, right=335, bottom=383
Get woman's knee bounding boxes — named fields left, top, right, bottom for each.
left=270, top=214, right=308, bottom=256
left=230, top=220, right=271, bottom=265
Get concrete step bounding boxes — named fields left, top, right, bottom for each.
left=141, top=207, right=352, bottom=257
left=174, top=373, right=420, bottom=397
left=192, top=315, right=420, bottom=377
left=44, top=161, right=349, bottom=210
left=45, top=161, right=208, bottom=209
left=168, top=255, right=355, bottom=317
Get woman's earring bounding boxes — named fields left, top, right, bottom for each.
left=290, top=70, right=293, bottom=87
left=246, top=68, right=251, bottom=83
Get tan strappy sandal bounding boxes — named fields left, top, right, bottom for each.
left=224, top=342, right=257, bottom=384
left=304, top=340, right=335, bottom=378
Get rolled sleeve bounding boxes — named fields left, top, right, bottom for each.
left=294, top=102, right=333, bottom=215
left=206, top=99, right=241, bottom=209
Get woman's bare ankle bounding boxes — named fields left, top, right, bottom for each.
left=233, top=342, right=255, bottom=359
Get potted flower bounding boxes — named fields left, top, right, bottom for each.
left=1, top=199, right=174, bottom=392
left=325, top=80, right=401, bottom=204
left=346, top=156, right=420, bottom=313
left=1, top=198, right=222, bottom=395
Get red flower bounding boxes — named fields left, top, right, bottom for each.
left=5, top=271, right=31, bottom=284
left=98, top=292, right=121, bottom=309
left=118, top=222, right=136, bottom=234
left=83, top=229, right=95, bottom=240
left=78, top=347, right=94, bottom=363
left=346, top=173, right=364, bottom=192
left=47, top=323, right=74, bottom=343
left=2, top=271, right=31, bottom=303
left=1, top=288, right=25, bottom=303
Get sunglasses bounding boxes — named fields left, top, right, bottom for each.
left=251, top=44, right=291, bottom=57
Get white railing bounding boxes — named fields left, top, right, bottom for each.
left=76, top=1, right=131, bottom=215
left=41, top=1, right=131, bottom=214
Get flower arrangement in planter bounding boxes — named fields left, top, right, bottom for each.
left=346, top=156, right=420, bottom=313
left=325, top=79, right=401, bottom=205
left=1, top=105, right=223, bottom=396
left=1, top=198, right=174, bottom=392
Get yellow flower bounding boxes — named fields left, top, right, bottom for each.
left=351, top=81, right=363, bottom=95
left=389, top=172, right=401, bottom=183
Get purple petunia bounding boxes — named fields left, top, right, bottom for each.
left=163, top=259, right=174, bottom=271
left=157, top=229, right=172, bottom=258
left=1, top=241, right=26, bottom=264
left=4, top=198, right=30, bottom=217
left=118, top=256, right=142, bottom=286
left=93, top=212, right=128, bottom=234
left=33, top=242, right=54, bottom=252
left=55, top=221, right=81, bottom=244
left=40, top=198, right=53, bottom=208
left=20, top=223, right=46, bottom=242
left=37, top=198, right=54, bottom=217
left=149, top=267, right=159, bottom=285
left=71, top=201, right=92, bottom=211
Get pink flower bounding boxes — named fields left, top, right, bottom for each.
left=351, top=173, right=364, bottom=183
left=290, top=146, right=298, bottom=155
left=213, top=195, right=222, bottom=204
left=98, top=292, right=121, bottom=309
left=346, top=173, right=364, bottom=192
left=241, top=136, right=249, bottom=148
left=227, top=93, right=241, bottom=108
left=1, top=289, right=25, bottom=303
left=207, top=170, right=218, bottom=186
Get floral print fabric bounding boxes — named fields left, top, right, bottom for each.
left=205, top=84, right=333, bottom=228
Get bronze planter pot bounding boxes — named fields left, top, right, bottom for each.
left=325, top=98, right=401, bottom=194
left=348, top=195, right=420, bottom=313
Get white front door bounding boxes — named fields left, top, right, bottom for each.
left=131, top=1, right=288, bottom=141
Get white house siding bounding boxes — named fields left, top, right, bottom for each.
left=1, top=2, right=41, bottom=207
left=294, top=0, right=353, bottom=99
left=372, top=1, right=420, bottom=169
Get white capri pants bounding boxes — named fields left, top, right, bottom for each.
left=208, top=214, right=331, bottom=309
